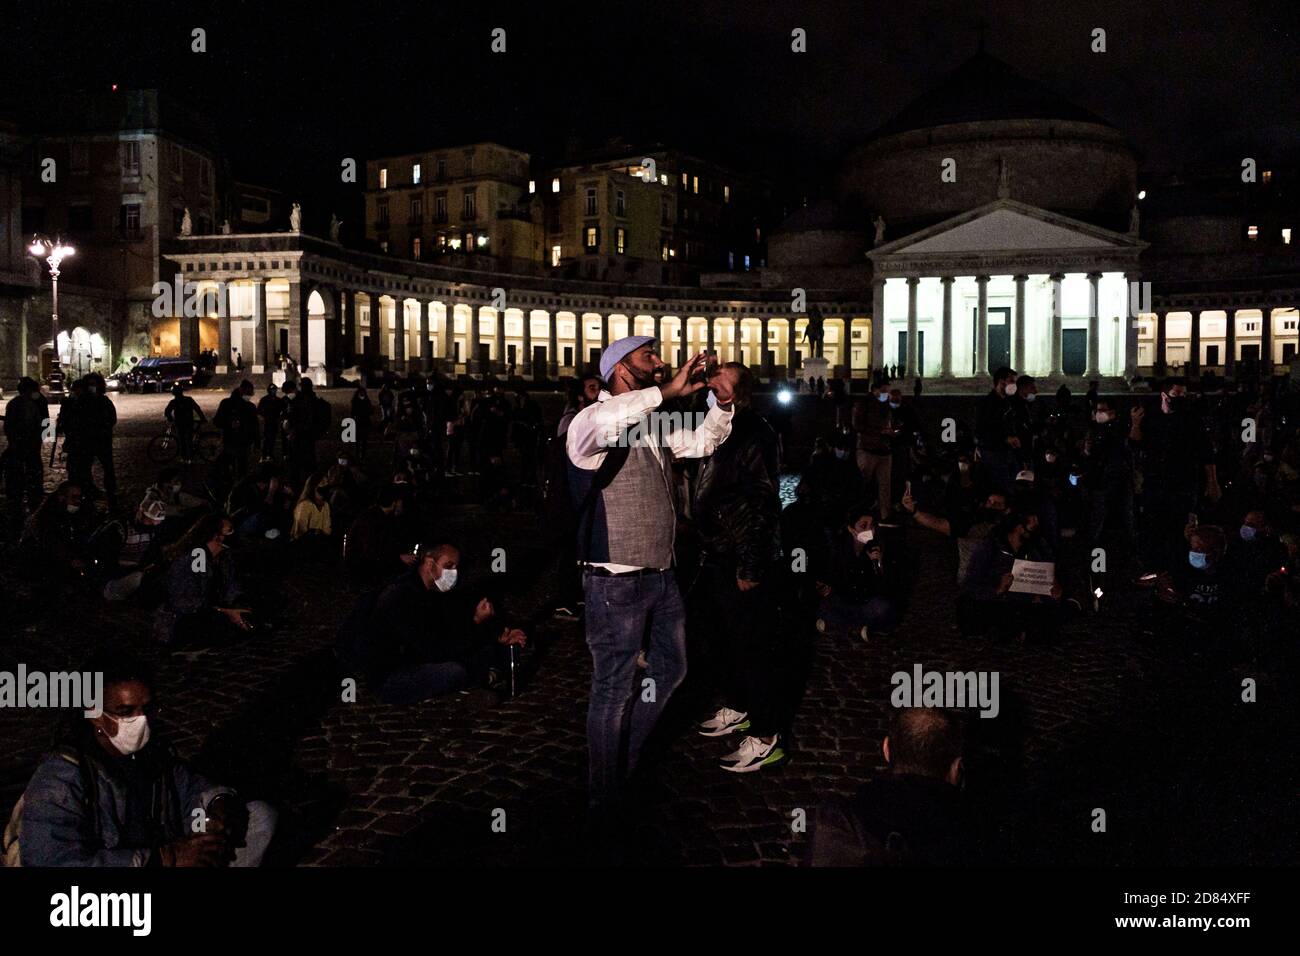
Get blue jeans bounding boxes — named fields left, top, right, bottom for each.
left=819, top=594, right=896, bottom=634
left=583, top=568, right=687, bottom=808
left=378, top=662, right=469, bottom=704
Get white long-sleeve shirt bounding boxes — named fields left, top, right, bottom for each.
left=565, top=386, right=733, bottom=571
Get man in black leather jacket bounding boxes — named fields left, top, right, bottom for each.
left=691, top=362, right=791, bottom=774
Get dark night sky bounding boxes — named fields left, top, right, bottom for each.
left=5, top=0, right=1299, bottom=225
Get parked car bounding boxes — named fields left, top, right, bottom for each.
left=126, top=357, right=196, bottom=393
left=104, top=370, right=129, bottom=392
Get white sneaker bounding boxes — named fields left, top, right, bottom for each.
left=720, top=734, right=785, bottom=773
left=697, top=707, right=750, bottom=737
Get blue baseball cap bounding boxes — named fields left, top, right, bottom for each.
left=599, top=335, right=657, bottom=381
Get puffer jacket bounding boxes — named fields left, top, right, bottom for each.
left=693, top=407, right=781, bottom=581
left=12, top=739, right=232, bottom=867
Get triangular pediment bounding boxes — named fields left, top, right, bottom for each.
left=870, top=199, right=1143, bottom=258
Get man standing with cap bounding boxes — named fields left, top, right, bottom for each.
left=566, top=336, right=735, bottom=819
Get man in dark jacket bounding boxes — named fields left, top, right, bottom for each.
left=342, top=544, right=525, bottom=703
left=691, top=362, right=789, bottom=773
left=213, top=384, right=259, bottom=471
left=805, top=707, right=971, bottom=866
left=286, top=379, right=331, bottom=487
left=256, top=383, right=285, bottom=461
left=3, top=376, right=49, bottom=533
left=974, top=366, right=1019, bottom=495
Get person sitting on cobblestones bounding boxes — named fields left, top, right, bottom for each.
left=20, top=481, right=96, bottom=583
left=8, top=650, right=276, bottom=867
left=805, top=707, right=970, bottom=866
left=290, top=473, right=333, bottom=542
left=143, top=467, right=209, bottom=528
left=153, top=514, right=254, bottom=647
left=1154, top=523, right=1235, bottom=636
left=227, top=462, right=295, bottom=540
left=958, top=510, right=1066, bottom=641
left=815, top=504, right=902, bottom=641
left=339, top=543, right=526, bottom=704
left=101, top=497, right=169, bottom=602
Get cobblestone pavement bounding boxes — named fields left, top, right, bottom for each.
left=1, top=389, right=1295, bottom=866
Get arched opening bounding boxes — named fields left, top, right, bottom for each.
left=307, top=289, right=328, bottom=367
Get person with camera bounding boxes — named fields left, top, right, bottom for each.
left=565, top=336, right=733, bottom=816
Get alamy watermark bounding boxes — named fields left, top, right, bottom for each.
left=595, top=410, right=711, bottom=448
left=151, top=275, right=239, bottom=318
left=890, top=664, right=999, bottom=719
left=0, top=665, right=103, bottom=717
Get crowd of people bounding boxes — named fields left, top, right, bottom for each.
left=2, top=345, right=1297, bottom=866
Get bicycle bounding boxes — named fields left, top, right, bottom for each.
left=148, top=424, right=223, bottom=464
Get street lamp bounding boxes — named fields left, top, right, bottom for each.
left=29, top=235, right=75, bottom=395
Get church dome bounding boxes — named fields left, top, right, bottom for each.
left=838, top=52, right=1138, bottom=232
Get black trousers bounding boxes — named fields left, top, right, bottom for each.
left=3, top=441, right=43, bottom=528
left=696, top=559, right=795, bottom=740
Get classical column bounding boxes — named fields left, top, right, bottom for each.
left=321, top=288, right=339, bottom=372
left=1013, top=274, right=1027, bottom=372
left=905, top=277, right=919, bottom=378
left=393, top=299, right=406, bottom=368
left=253, top=279, right=269, bottom=372
left=1225, top=308, right=1237, bottom=377
left=441, top=303, right=453, bottom=367
left=287, top=280, right=307, bottom=369
left=1261, top=307, right=1273, bottom=375
left=1155, top=309, right=1168, bottom=376
left=547, top=311, right=558, bottom=377
left=521, top=310, right=533, bottom=376
left=1189, top=310, right=1202, bottom=377
left=365, top=297, right=380, bottom=362
left=975, top=275, right=990, bottom=377
left=600, top=313, right=609, bottom=350
left=342, top=289, right=356, bottom=364
left=494, top=308, right=506, bottom=374
left=576, top=313, right=586, bottom=369
left=1049, top=273, right=1065, bottom=376
left=468, top=304, right=481, bottom=373
left=939, top=276, right=954, bottom=378
left=1084, top=272, right=1101, bottom=379
left=420, top=300, right=432, bottom=372
left=706, top=317, right=715, bottom=354
left=761, top=316, right=772, bottom=379
left=216, top=284, right=232, bottom=373
left=784, top=318, right=795, bottom=374
left=653, top=315, right=664, bottom=362
left=871, top=279, right=885, bottom=378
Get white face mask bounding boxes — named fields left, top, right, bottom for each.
left=434, top=568, right=458, bottom=592
left=66, top=504, right=81, bottom=514
left=1004, top=383, right=1018, bottom=396
left=854, top=528, right=875, bottom=544
left=877, top=392, right=889, bottom=403
left=958, top=462, right=971, bottom=473
left=1025, top=393, right=1036, bottom=403
left=105, top=715, right=150, bottom=755
left=1094, top=411, right=1113, bottom=424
